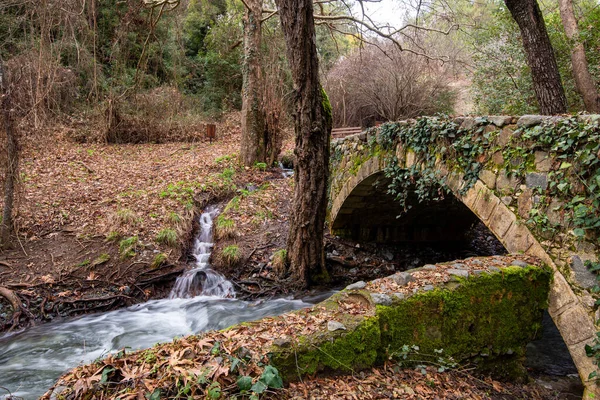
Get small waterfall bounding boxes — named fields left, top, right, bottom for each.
left=169, top=206, right=235, bottom=299
left=279, top=162, right=294, bottom=178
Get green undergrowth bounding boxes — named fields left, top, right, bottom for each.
left=271, top=265, right=551, bottom=382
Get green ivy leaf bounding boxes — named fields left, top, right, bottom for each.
left=573, top=228, right=585, bottom=237
left=145, top=389, right=161, bottom=400
left=251, top=381, right=267, bottom=394
left=259, top=365, right=283, bottom=389
left=237, top=376, right=253, bottom=392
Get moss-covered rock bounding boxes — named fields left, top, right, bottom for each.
left=270, top=264, right=551, bottom=382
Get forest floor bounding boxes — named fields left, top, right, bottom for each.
left=0, top=113, right=579, bottom=399
left=0, top=112, right=292, bottom=331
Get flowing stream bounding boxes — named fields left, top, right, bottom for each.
left=0, top=207, right=313, bottom=400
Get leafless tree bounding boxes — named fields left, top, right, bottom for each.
left=325, top=42, right=456, bottom=127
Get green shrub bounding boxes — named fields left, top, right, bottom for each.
left=119, top=236, right=139, bottom=259
left=221, top=245, right=240, bottom=266
left=215, top=215, right=237, bottom=239
left=151, top=253, right=168, bottom=269
left=156, top=228, right=177, bottom=246
left=106, top=231, right=121, bottom=242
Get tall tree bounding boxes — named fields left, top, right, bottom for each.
left=504, top=0, right=568, bottom=114
left=0, top=57, right=18, bottom=248
left=240, top=0, right=266, bottom=166
left=558, top=0, right=600, bottom=112
left=275, top=0, right=331, bottom=287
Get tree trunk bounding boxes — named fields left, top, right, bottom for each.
left=504, top=0, right=568, bottom=115
left=240, top=0, right=266, bottom=166
left=275, top=0, right=331, bottom=288
left=0, top=58, right=18, bottom=249
left=558, top=0, right=600, bottom=112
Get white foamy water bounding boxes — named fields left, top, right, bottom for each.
left=169, top=206, right=234, bottom=298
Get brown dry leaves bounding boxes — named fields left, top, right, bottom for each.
left=14, top=112, right=243, bottom=243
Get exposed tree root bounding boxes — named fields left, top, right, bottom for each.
left=0, top=285, right=24, bottom=330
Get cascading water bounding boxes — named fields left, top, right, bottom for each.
left=169, top=206, right=234, bottom=298
left=0, top=206, right=320, bottom=400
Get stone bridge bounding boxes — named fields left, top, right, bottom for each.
left=327, top=115, right=600, bottom=395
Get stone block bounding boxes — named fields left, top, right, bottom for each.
left=471, top=186, right=500, bottom=222
left=489, top=116, right=513, bottom=127
left=405, top=150, right=416, bottom=168
left=534, top=151, right=552, bottom=172
left=497, top=126, right=516, bottom=146
left=496, top=171, right=520, bottom=193
left=491, top=151, right=504, bottom=166
left=546, top=199, right=564, bottom=226
left=458, top=181, right=481, bottom=209
left=517, top=188, right=534, bottom=219
left=460, top=117, right=476, bottom=130
left=525, top=173, right=548, bottom=190
left=488, top=203, right=516, bottom=238
left=555, top=306, right=596, bottom=346
left=503, top=222, right=534, bottom=253
left=445, top=171, right=465, bottom=193
left=517, top=115, right=548, bottom=128
left=525, top=242, right=555, bottom=269
left=547, top=272, right=576, bottom=315
left=570, top=255, right=597, bottom=290
left=479, top=169, right=496, bottom=189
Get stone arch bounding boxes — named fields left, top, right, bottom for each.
left=329, top=152, right=598, bottom=395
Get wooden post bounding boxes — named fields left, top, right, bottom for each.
left=206, top=124, right=216, bottom=143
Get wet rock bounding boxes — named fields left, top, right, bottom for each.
left=391, top=272, right=414, bottom=286
left=327, top=321, right=346, bottom=332
left=346, top=281, right=366, bottom=290
left=371, top=293, right=393, bottom=306
left=448, top=268, right=469, bottom=278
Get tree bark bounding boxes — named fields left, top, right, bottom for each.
left=0, top=58, right=18, bottom=249
left=240, top=0, right=266, bottom=166
left=558, top=0, right=600, bottom=112
left=504, top=0, right=568, bottom=115
left=275, top=0, right=331, bottom=288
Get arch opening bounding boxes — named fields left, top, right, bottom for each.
left=331, top=171, right=505, bottom=259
